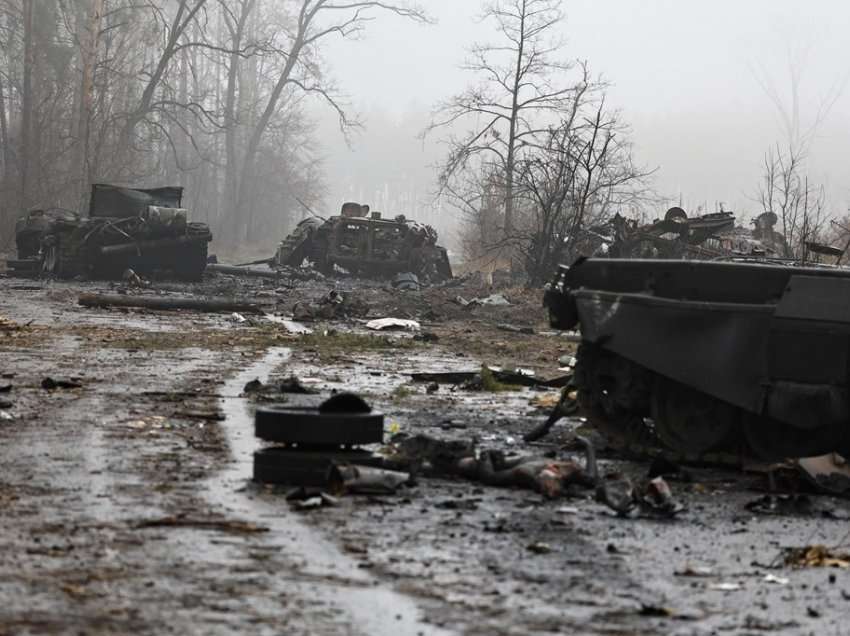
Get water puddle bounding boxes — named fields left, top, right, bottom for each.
left=264, top=314, right=313, bottom=334
left=207, top=347, right=450, bottom=636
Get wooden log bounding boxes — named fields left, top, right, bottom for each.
left=206, top=263, right=281, bottom=279
left=78, top=292, right=264, bottom=314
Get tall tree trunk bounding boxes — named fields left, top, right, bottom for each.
left=76, top=0, right=104, bottom=207
left=222, top=0, right=256, bottom=245
left=235, top=37, right=303, bottom=245
left=0, top=73, right=9, bottom=231
left=0, top=74, right=10, bottom=189
left=504, top=0, right=527, bottom=239
left=20, top=0, right=34, bottom=208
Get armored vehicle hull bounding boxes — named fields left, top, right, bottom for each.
left=274, top=204, right=452, bottom=283
left=544, top=258, right=850, bottom=461
left=11, top=184, right=211, bottom=281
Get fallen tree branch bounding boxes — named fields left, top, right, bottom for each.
left=133, top=516, right=269, bottom=534
left=78, top=292, right=264, bottom=314
left=206, top=263, right=281, bottom=279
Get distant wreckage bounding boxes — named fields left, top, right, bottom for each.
left=10, top=184, right=212, bottom=281
left=265, top=202, right=453, bottom=283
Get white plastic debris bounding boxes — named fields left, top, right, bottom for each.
left=477, top=293, right=511, bottom=306
left=763, top=574, right=789, bottom=585
left=709, top=582, right=742, bottom=592
left=229, top=312, right=247, bottom=323
left=456, top=294, right=512, bottom=307
left=0, top=411, right=13, bottom=421
left=365, top=318, right=421, bottom=331
left=557, top=506, right=579, bottom=515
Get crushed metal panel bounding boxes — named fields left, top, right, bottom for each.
left=89, top=184, right=184, bottom=218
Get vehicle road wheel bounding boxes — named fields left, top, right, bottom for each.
left=575, top=345, right=657, bottom=452
left=651, top=376, right=738, bottom=457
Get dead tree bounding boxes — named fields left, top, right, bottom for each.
left=228, top=0, right=429, bottom=247
left=74, top=0, right=104, bottom=205
left=427, top=0, right=580, bottom=241
left=514, top=97, right=653, bottom=284
left=753, top=41, right=841, bottom=259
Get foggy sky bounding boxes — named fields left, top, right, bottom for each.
left=314, top=0, right=850, bottom=224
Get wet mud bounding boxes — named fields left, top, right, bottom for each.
left=1, top=272, right=849, bottom=634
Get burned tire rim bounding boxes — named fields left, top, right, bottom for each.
left=651, top=376, right=737, bottom=456
left=255, top=406, right=384, bottom=445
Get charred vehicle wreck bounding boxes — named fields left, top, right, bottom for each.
left=545, top=257, right=850, bottom=462
left=579, top=207, right=792, bottom=261
left=10, top=184, right=212, bottom=281
left=273, top=202, right=453, bottom=282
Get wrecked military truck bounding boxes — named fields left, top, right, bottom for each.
left=544, top=257, right=850, bottom=462
left=10, top=184, right=211, bottom=281
left=273, top=202, right=452, bottom=282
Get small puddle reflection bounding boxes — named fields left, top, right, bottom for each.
left=207, top=347, right=450, bottom=636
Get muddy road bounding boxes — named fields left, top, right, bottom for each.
left=2, top=271, right=850, bottom=635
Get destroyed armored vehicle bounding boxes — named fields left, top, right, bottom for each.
left=10, top=184, right=211, bottom=280
left=544, top=258, right=850, bottom=462
left=274, top=202, right=452, bottom=282
left=575, top=207, right=793, bottom=262
left=607, top=207, right=737, bottom=259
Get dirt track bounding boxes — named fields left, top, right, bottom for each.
left=2, top=271, right=850, bottom=635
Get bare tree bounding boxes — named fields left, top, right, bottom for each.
left=757, top=144, right=826, bottom=258
left=0, top=0, right=429, bottom=255
left=73, top=0, right=104, bottom=205
left=428, top=0, right=582, bottom=240
left=228, top=0, right=429, bottom=245
left=753, top=38, right=844, bottom=260
left=514, top=95, right=653, bottom=283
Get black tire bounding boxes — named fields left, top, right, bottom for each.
left=253, top=447, right=382, bottom=485
left=650, top=375, right=738, bottom=456
left=255, top=406, right=384, bottom=445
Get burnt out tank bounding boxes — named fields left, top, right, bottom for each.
left=544, top=257, right=850, bottom=462
left=274, top=202, right=452, bottom=283
left=10, top=184, right=211, bottom=281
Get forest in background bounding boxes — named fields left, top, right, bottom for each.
left=0, top=0, right=844, bottom=273
left=0, top=0, right=429, bottom=257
